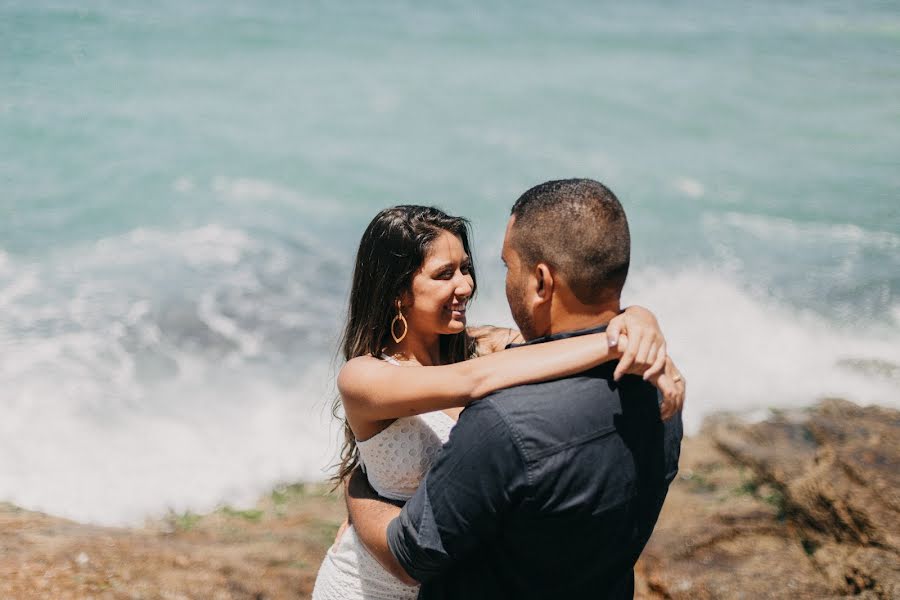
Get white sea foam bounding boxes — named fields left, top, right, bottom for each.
left=173, top=176, right=195, bottom=193
left=2, top=237, right=896, bottom=525
left=0, top=357, right=338, bottom=526
left=197, top=291, right=263, bottom=360
left=85, top=225, right=257, bottom=271
left=209, top=176, right=342, bottom=215
left=673, top=176, right=705, bottom=199
left=213, top=176, right=289, bottom=201
left=0, top=232, right=343, bottom=525
left=622, top=267, right=900, bottom=433
left=709, top=212, right=900, bottom=250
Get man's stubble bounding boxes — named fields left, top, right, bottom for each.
left=505, top=272, right=538, bottom=342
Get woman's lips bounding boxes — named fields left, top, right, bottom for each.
left=446, top=303, right=467, bottom=318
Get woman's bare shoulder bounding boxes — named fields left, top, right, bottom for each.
left=467, top=326, right=525, bottom=355
left=337, top=355, right=386, bottom=395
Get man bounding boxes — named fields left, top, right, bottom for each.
left=347, top=178, right=684, bottom=598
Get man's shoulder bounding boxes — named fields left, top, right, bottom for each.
left=455, top=396, right=516, bottom=441
left=483, top=365, right=647, bottom=410
left=477, top=371, right=665, bottom=456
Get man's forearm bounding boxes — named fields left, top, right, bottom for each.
left=345, top=468, right=417, bottom=586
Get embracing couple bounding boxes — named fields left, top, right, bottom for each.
left=313, top=179, right=685, bottom=599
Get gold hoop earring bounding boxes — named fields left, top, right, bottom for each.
left=391, top=300, right=408, bottom=343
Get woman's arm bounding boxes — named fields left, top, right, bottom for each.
left=338, top=331, right=620, bottom=423
left=469, top=305, right=668, bottom=380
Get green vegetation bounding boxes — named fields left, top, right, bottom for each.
left=271, top=483, right=309, bottom=506
left=167, top=510, right=202, bottom=531
left=680, top=469, right=717, bottom=493
left=762, top=489, right=788, bottom=520
left=219, top=505, right=264, bottom=522
left=734, top=479, right=759, bottom=496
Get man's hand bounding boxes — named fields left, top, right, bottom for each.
left=646, top=357, right=686, bottom=421
left=607, top=306, right=667, bottom=381
left=344, top=468, right=418, bottom=586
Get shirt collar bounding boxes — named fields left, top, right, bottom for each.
left=507, top=323, right=609, bottom=350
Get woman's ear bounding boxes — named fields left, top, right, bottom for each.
left=398, top=289, right=413, bottom=308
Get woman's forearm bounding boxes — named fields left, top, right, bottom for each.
left=340, top=333, right=620, bottom=422
left=462, top=332, right=618, bottom=399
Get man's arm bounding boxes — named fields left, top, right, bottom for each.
left=386, top=399, right=527, bottom=583
left=347, top=399, right=526, bottom=585
left=344, top=469, right=417, bottom=586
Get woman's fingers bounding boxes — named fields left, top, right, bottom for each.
left=663, top=363, right=686, bottom=419
left=606, top=314, right=624, bottom=347
left=651, top=358, right=686, bottom=420
left=655, top=373, right=676, bottom=419
left=672, top=369, right=686, bottom=414
left=614, top=333, right=637, bottom=380
left=638, top=343, right=658, bottom=377
left=643, top=342, right=667, bottom=381
left=632, top=336, right=653, bottom=371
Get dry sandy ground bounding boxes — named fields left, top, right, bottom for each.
left=0, top=484, right=343, bottom=599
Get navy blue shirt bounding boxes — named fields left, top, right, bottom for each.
left=386, top=325, right=683, bottom=599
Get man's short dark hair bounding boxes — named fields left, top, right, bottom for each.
left=510, top=178, right=630, bottom=304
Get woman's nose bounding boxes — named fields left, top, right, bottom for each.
left=454, top=273, right=473, bottom=297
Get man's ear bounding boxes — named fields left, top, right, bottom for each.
left=534, top=263, right=554, bottom=303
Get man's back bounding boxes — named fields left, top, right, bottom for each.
left=388, top=328, right=683, bottom=599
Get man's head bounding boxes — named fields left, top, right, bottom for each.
left=501, top=178, right=631, bottom=340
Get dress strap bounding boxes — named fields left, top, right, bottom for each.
left=380, top=353, right=401, bottom=366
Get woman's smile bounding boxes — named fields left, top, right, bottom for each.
left=446, top=300, right=467, bottom=320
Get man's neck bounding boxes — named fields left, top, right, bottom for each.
left=544, top=303, right=621, bottom=338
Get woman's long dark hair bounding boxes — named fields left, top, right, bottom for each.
left=332, top=205, right=479, bottom=484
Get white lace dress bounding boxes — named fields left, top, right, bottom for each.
left=312, top=358, right=456, bottom=600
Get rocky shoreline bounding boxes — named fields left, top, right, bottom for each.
left=3, top=399, right=897, bottom=599
left=636, top=399, right=899, bottom=599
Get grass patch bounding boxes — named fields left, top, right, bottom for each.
left=763, top=489, right=788, bottom=520
left=730, top=476, right=789, bottom=520
left=168, top=510, right=202, bottom=531
left=271, top=483, right=309, bottom=506
left=680, top=469, right=717, bottom=493
left=734, top=479, right=759, bottom=497
left=219, top=506, right=264, bottom=522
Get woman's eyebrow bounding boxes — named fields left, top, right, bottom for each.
left=431, top=257, right=470, bottom=271
left=430, top=261, right=455, bottom=272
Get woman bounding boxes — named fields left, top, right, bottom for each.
left=312, top=206, right=683, bottom=599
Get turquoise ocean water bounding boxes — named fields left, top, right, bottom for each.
left=2, top=1, right=899, bottom=524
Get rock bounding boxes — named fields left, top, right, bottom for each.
left=636, top=400, right=900, bottom=599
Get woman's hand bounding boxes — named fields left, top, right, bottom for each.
left=607, top=306, right=667, bottom=382
left=646, top=357, right=686, bottom=421
left=333, top=518, right=349, bottom=546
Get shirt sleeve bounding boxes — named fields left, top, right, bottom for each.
left=387, top=397, right=528, bottom=583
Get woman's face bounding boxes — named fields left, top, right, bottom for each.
left=404, top=230, right=474, bottom=337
